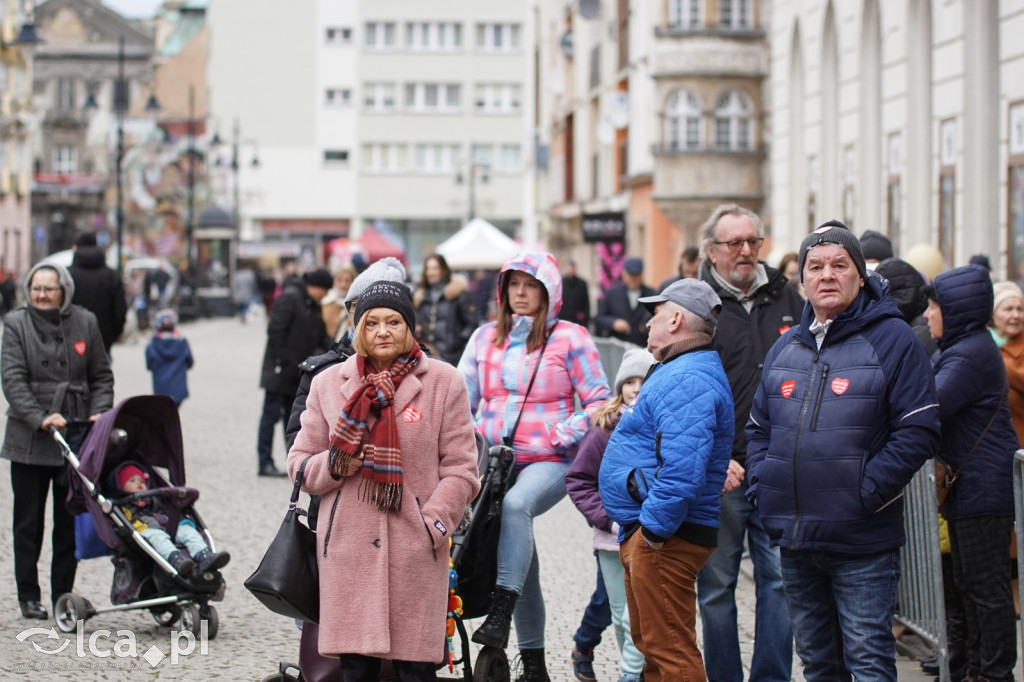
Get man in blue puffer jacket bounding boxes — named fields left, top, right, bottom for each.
left=599, top=278, right=734, bottom=682
left=924, top=264, right=1018, bottom=682
left=746, top=220, right=940, bottom=682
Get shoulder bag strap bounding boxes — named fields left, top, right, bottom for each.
left=503, top=323, right=556, bottom=447
left=289, top=457, right=313, bottom=511
left=947, top=375, right=1008, bottom=485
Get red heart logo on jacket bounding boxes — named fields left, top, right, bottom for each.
left=74, top=341, right=86, bottom=356
left=831, top=377, right=850, bottom=395
left=402, top=406, right=422, bottom=423
left=781, top=380, right=795, bottom=398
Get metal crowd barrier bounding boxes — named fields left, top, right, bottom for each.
left=592, top=336, right=642, bottom=385
left=896, top=461, right=950, bottom=680
left=1013, top=450, right=1024, bottom=668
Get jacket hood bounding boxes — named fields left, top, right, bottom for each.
left=71, top=246, right=107, bottom=270
left=23, top=261, right=75, bottom=314
left=497, top=251, right=562, bottom=327
left=931, top=264, right=993, bottom=350
left=797, top=271, right=902, bottom=345
left=874, top=258, right=928, bottom=323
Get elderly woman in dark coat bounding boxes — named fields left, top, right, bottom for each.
left=1, top=261, right=113, bottom=620
left=924, top=264, right=1019, bottom=682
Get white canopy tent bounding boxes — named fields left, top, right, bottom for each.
left=436, top=217, right=520, bottom=270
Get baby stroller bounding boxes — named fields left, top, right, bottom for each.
left=262, top=433, right=516, bottom=682
left=56, top=395, right=225, bottom=638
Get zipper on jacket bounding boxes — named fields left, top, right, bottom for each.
left=322, top=490, right=342, bottom=557
left=809, top=364, right=830, bottom=431
left=789, top=350, right=822, bottom=548
left=415, top=497, right=438, bottom=561
left=654, top=433, right=664, bottom=477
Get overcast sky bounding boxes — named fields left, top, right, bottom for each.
left=101, top=0, right=164, bottom=19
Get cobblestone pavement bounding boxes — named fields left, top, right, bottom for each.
left=0, top=316, right=990, bottom=680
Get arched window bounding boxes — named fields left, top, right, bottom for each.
left=664, top=90, right=703, bottom=151
left=713, top=90, right=753, bottom=150
left=668, top=0, right=702, bottom=30
left=719, top=0, right=753, bottom=30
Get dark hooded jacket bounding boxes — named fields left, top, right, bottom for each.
left=259, top=279, right=330, bottom=396
left=929, top=265, right=1018, bottom=520
left=412, top=274, right=476, bottom=365
left=67, top=246, right=127, bottom=352
left=746, top=274, right=941, bottom=553
left=146, top=332, right=193, bottom=405
left=874, top=257, right=936, bottom=356
left=1, top=262, right=114, bottom=466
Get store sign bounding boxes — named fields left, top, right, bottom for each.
left=581, top=212, right=626, bottom=243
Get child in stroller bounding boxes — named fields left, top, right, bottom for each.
left=113, top=460, right=230, bottom=578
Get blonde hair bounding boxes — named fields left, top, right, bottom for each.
left=332, top=262, right=357, bottom=280
left=352, top=309, right=416, bottom=358
left=591, top=394, right=626, bottom=431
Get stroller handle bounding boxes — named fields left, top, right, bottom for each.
left=51, top=424, right=113, bottom=514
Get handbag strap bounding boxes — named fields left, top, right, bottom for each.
left=290, top=457, right=313, bottom=510
left=948, top=375, right=1008, bottom=484
left=503, top=323, right=555, bottom=448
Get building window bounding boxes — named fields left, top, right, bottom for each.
left=471, top=144, right=493, bottom=169
left=713, top=90, right=753, bottom=150
left=499, top=144, right=521, bottom=171
left=938, top=118, right=957, bottom=269
left=405, top=83, right=461, bottom=112
left=364, top=22, right=396, bottom=49
left=406, top=21, right=462, bottom=50
left=323, top=149, right=349, bottom=164
left=414, top=144, right=460, bottom=173
left=474, top=84, right=521, bottom=113
left=720, top=0, right=752, bottom=30
left=475, top=23, right=522, bottom=51
left=53, top=146, right=78, bottom=174
left=325, top=88, right=351, bottom=106
left=887, top=132, right=902, bottom=240
left=325, top=26, right=352, bottom=44
left=843, top=146, right=856, bottom=229
left=56, top=77, right=75, bottom=110
left=1009, top=103, right=1024, bottom=281
left=664, top=90, right=703, bottom=151
left=363, top=83, right=396, bottom=111
left=668, top=0, right=702, bottom=29
left=807, top=156, right=818, bottom=232
left=362, top=143, right=407, bottom=172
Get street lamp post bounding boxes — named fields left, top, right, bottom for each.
left=186, top=85, right=196, bottom=281
left=114, top=35, right=126, bottom=279
left=456, top=161, right=489, bottom=223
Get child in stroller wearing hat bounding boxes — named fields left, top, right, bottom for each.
left=114, top=461, right=230, bottom=577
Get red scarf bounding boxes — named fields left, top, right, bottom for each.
left=328, top=344, right=422, bottom=512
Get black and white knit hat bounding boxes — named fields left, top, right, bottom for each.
left=354, top=280, right=416, bottom=330
left=798, top=219, right=867, bottom=282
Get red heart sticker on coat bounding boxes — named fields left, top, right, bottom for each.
left=781, top=380, right=795, bottom=398
left=73, top=341, right=86, bottom=355
left=831, top=377, right=850, bottom=395
left=402, top=406, right=422, bottom=423
left=778, top=325, right=791, bottom=335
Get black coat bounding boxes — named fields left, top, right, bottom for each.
left=68, top=246, right=127, bottom=352
left=701, top=264, right=805, bottom=466
left=259, top=281, right=330, bottom=396
left=594, top=282, right=656, bottom=347
left=559, top=275, right=591, bottom=329
left=412, top=275, right=476, bottom=365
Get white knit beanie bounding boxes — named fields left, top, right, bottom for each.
left=614, top=347, right=655, bottom=396
left=993, top=281, right=1024, bottom=313
left=344, top=257, right=407, bottom=305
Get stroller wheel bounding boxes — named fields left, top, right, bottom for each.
left=150, top=604, right=182, bottom=627
left=181, top=603, right=219, bottom=640
left=53, top=593, right=92, bottom=634
left=473, top=646, right=509, bottom=682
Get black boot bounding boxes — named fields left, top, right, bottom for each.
left=515, top=648, right=549, bottom=682
left=471, top=587, right=519, bottom=648
left=168, top=551, right=193, bottom=577
left=193, top=548, right=231, bottom=573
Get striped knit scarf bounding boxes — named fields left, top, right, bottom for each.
left=328, top=344, right=422, bottom=512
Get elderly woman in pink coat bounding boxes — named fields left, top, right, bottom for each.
left=289, top=279, right=481, bottom=681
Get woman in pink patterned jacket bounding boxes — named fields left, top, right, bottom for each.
left=458, top=251, right=610, bottom=680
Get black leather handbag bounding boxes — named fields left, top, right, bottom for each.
left=244, top=457, right=320, bottom=623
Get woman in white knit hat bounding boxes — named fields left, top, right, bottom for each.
left=991, top=280, right=1024, bottom=446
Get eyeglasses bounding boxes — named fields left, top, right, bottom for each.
left=30, top=286, right=61, bottom=294
left=712, top=237, right=764, bottom=252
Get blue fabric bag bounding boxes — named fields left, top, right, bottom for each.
left=74, top=513, right=113, bottom=560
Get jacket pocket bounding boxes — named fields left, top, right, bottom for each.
left=414, top=497, right=439, bottom=561
left=626, top=468, right=650, bottom=503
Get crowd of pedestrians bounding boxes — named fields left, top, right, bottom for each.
left=4, top=216, right=1023, bottom=682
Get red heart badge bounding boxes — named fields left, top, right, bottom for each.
left=831, top=377, right=850, bottom=395
left=778, top=325, right=791, bottom=335
left=402, top=406, right=422, bottom=423
left=73, top=341, right=86, bottom=356
left=781, top=380, right=795, bottom=398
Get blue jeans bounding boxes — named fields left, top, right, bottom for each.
left=573, top=553, right=611, bottom=650
left=141, top=521, right=208, bottom=560
left=697, top=484, right=792, bottom=682
left=780, top=548, right=900, bottom=682
left=497, top=461, right=570, bottom=649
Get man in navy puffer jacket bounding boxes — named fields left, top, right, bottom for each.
left=924, top=264, right=1018, bottom=682
left=746, top=221, right=940, bottom=682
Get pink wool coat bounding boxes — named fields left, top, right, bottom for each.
left=287, top=354, right=481, bottom=662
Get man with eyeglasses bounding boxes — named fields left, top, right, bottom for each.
left=695, top=204, right=803, bottom=682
